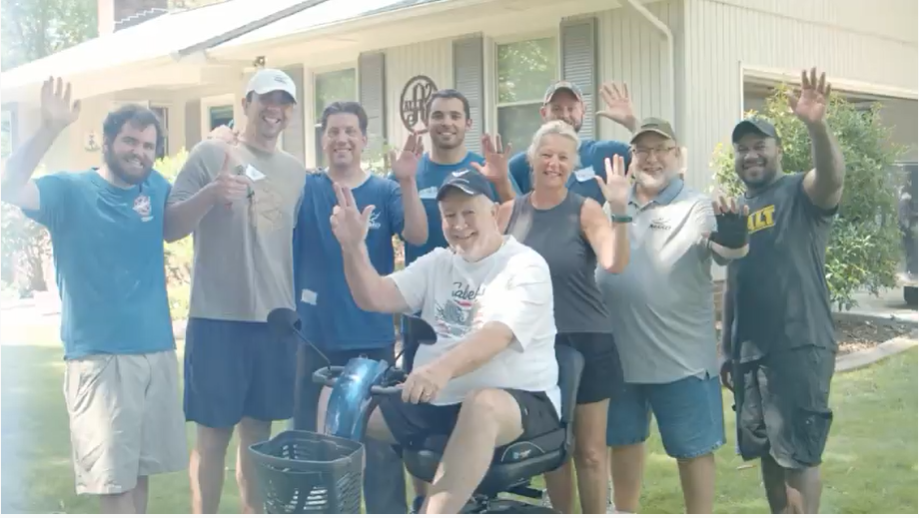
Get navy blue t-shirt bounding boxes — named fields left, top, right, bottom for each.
left=509, top=139, right=632, bottom=204
left=402, top=152, right=520, bottom=265
left=294, top=172, right=405, bottom=351
left=22, top=170, right=175, bottom=360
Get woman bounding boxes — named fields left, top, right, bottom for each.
left=473, top=120, right=631, bottom=514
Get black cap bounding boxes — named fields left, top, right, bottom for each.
left=732, top=117, right=780, bottom=143
left=436, top=168, right=492, bottom=200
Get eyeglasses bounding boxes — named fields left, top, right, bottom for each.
left=631, top=146, right=677, bottom=159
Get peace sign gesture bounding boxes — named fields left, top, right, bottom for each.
left=596, top=154, right=631, bottom=213
left=470, top=134, right=513, bottom=186
left=787, top=67, right=831, bottom=128
left=330, top=182, right=374, bottom=250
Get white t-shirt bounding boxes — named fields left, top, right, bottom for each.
left=389, top=236, right=561, bottom=417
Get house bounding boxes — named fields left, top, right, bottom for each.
left=2, top=0, right=916, bottom=194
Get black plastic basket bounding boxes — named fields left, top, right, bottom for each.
left=249, top=430, right=364, bottom=514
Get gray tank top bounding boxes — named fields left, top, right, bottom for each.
left=506, top=191, right=612, bottom=333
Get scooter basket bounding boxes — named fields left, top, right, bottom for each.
left=249, top=430, right=364, bottom=514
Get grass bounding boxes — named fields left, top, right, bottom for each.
left=1, top=338, right=916, bottom=514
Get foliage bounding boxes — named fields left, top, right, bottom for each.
left=154, top=150, right=194, bottom=320
left=1, top=0, right=97, bottom=71
left=711, top=85, right=905, bottom=310
left=1, top=197, right=51, bottom=296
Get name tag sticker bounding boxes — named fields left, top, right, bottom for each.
left=300, top=289, right=318, bottom=305
left=574, top=167, right=595, bottom=183
left=419, top=186, right=438, bottom=199
left=245, top=164, right=266, bottom=181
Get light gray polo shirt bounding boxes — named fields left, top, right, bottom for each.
left=596, top=178, right=720, bottom=384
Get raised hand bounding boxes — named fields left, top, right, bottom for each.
left=787, top=67, right=831, bottom=127
left=470, top=134, right=513, bottom=186
left=596, top=154, right=631, bottom=213
left=704, top=194, right=750, bottom=258
left=330, top=182, right=373, bottom=250
left=40, top=77, right=81, bottom=133
left=208, top=152, right=252, bottom=207
left=390, top=131, right=425, bottom=182
left=208, top=125, right=239, bottom=145
left=597, top=81, right=637, bottom=129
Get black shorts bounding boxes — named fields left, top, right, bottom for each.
left=378, top=389, right=561, bottom=450
left=733, top=344, right=835, bottom=469
left=556, top=332, right=623, bottom=404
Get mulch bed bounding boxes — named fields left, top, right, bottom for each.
left=835, top=316, right=917, bottom=355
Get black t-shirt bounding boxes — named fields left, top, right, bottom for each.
left=728, top=173, right=837, bottom=362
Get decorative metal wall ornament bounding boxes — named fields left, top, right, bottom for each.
left=399, top=75, right=438, bottom=131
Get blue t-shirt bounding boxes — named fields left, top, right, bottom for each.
left=403, top=152, right=521, bottom=265
left=22, top=170, right=175, bottom=360
left=509, top=139, right=632, bottom=204
left=294, top=172, right=405, bottom=351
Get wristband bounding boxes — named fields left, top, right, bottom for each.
left=609, top=213, right=633, bottom=223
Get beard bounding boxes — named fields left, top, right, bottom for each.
left=104, top=148, right=152, bottom=186
left=737, top=165, right=779, bottom=191
left=635, top=169, right=677, bottom=193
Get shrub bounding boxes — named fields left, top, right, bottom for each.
left=155, top=150, right=193, bottom=320
left=1, top=167, right=52, bottom=296
left=710, top=85, right=905, bottom=310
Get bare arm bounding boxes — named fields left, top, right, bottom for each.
left=801, top=120, right=846, bottom=210
left=431, top=322, right=515, bottom=379
left=496, top=200, right=514, bottom=233
left=164, top=186, right=218, bottom=242
left=720, top=275, right=734, bottom=359
left=2, top=78, right=80, bottom=210
left=342, top=241, right=410, bottom=314
left=582, top=199, right=629, bottom=273
left=398, top=178, right=428, bottom=245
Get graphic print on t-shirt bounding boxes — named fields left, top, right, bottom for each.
left=747, top=204, right=776, bottom=234
left=434, top=281, right=484, bottom=338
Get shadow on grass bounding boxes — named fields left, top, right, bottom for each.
left=2, top=345, right=916, bottom=514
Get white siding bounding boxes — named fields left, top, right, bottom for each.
left=384, top=38, right=454, bottom=155
left=682, top=0, right=918, bottom=191
left=597, top=0, right=684, bottom=143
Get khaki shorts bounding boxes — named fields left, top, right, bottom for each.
left=64, top=350, right=187, bottom=495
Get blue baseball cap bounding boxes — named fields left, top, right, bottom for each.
left=543, top=80, right=584, bottom=104
left=437, top=168, right=492, bottom=200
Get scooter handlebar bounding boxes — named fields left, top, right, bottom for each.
left=312, top=366, right=405, bottom=395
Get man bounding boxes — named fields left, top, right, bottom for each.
left=165, top=69, right=306, bottom=514
left=721, top=67, right=846, bottom=514
left=596, top=118, right=748, bottom=513
left=329, top=169, right=561, bottom=514
left=508, top=81, right=637, bottom=203
left=400, top=88, right=521, bottom=370
left=1, top=77, right=186, bottom=513
left=293, top=100, right=427, bottom=513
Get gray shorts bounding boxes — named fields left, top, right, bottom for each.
left=65, top=350, right=187, bottom=495
left=733, top=345, right=835, bottom=470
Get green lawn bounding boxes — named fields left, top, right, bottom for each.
left=1, top=341, right=916, bottom=514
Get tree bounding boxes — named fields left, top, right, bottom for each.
left=1, top=0, right=97, bottom=71
left=711, top=85, right=905, bottom=310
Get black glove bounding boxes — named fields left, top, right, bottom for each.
left=710, top=211, right=749, bottom=249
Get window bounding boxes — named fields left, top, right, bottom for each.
left=208, top=105, right=234, bottom=131
left=496, top=37, right=558, bottom=154
left=150, top=106, right=169, bottom=159
left=314, top=68, right=357, bottom=167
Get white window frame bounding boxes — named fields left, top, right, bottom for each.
left=493, top=30, right=560, bottom=142
left=149, top=104, right=170, bottom=159
left=312, top=64, right=358, bottom=167
left=201, top=94, right=236, bottom=138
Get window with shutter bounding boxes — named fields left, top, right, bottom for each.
left=495, top=37, right=558, bottom=154
left=314, top=68, right=357, bottom=167
left=561, top=17, right=598, bottom=140
left=281, top=65, right=306, bottom=163
left=453, top=35, right=485, bottom=154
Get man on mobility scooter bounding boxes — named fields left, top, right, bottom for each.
left=328, top=168, right=563, bottom=514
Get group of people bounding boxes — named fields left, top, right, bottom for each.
left=0, top=64, right=845, bottom=515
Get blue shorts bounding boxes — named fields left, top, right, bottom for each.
left=184, top=318, right=297, bottom=428
left=606, top=374, right=725, bottom=459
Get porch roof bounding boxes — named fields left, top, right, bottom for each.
left=0, top=0, right=442, bottom=99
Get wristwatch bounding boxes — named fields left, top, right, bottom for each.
left=609, top=213, right=633, bottom=223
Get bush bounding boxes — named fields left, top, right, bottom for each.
left=1, top=166, right=52, bottom=297
left=711, top=85, right=905, bottom=310
left=155, top=150, right=193, bottom=320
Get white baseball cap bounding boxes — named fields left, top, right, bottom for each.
left=245, top=69, right=298, bottom=103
